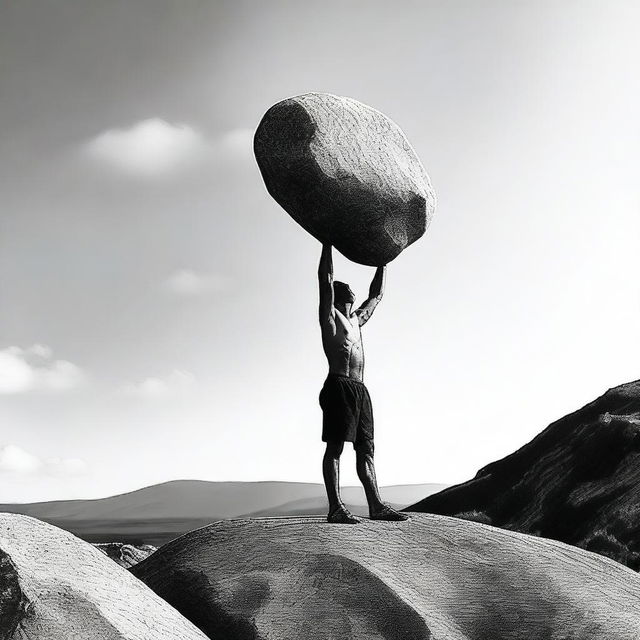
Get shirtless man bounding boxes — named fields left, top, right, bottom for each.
left=318, top=244, right=409, bottom=524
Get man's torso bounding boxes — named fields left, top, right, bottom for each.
left=321, top=308, right=364, bottom=381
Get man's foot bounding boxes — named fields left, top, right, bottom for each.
left=327, top=504, right=361, bottom=524
left=369, top=504, right=411, bottom=521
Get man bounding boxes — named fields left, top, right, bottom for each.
left=318, top=243, right=409, bottom=524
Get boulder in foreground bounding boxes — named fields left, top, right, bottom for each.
left=0, top=513, right=207, bottom=640
left=254, top=93, right=436, bottom=266
left=132, top=513, right=640, bottom=640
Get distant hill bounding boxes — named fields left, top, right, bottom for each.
left=132, top=513, right=640, bottom=640
left=0, top=514, right=207, bottom=639
left=0, top=480, right=445, bottom=546
left=408, top=380, right=640, bottom=570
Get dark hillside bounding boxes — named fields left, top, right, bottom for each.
left=408, top=381, right=640, bottom=570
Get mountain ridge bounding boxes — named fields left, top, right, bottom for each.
left=0, top=480, right=445, bottom=546
left=408, top=379, right=640, bottom=570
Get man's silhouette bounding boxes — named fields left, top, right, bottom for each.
left=318, top=244, right=410, bottom=523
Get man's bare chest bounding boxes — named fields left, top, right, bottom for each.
left=333, top=310, right=362, bottom=346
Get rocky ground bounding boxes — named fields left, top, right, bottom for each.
left=93, top=542, right=157, bottom=568
left=131, top=512, right=640, bottom=640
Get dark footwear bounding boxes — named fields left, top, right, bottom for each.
left=369, top=504, right=411, bottom=521
left=327, top=505, right=361, bottom=524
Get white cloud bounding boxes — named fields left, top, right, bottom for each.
left=84, top=120, right=253, bottom=177
left=0, top=351, right=35, bottom=393
left=218, top=127, right=253, bottom=159
left=0, top=445, right=88, bottom=477
left=0, top=445, right=41, bottom=473
left=85, top=118, right=207, bottom=176
left=0, top=345, right=86, bottom=394
left=163, top=268, right=230, bottom=296
left=122, top=369, right=196, bottom=398
left=26, top=343, right=53, bottom=359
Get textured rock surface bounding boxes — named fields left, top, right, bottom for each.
left=409, top=380, right=640, bottom=570
left=254, top=93, right=436, bottom=266
left=94, top=542, right=157, bottom=568
left=0, top=514, right=207, bottom=639
left=132, top=513, right=640, bottom=640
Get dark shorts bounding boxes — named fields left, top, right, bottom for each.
left=319, top=374, right=374, bottom=454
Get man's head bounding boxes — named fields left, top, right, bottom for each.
left=333, top=281, right=356, bottom=308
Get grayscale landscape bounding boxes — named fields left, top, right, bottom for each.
left=2, top=1, right=639, bottom=638
left=0, top=481, right=446, bottom=546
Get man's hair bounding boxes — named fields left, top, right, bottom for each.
left=333, top=281, right=353, bottom=304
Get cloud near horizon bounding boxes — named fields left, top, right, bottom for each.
left=0, top=345, right=86, bottom=394
left=0, top=444, right=87, bottom=477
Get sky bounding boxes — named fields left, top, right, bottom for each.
left=1, top=0, right=639, bottom=502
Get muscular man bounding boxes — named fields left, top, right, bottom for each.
left=318, top=244, right=409, bottom=524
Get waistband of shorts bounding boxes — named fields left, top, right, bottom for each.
left=325, top=373, right=365, bottom=384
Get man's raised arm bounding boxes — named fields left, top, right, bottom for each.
left=318, top=244, right=335, bottom=325
left=356, top=265, right=386, bottom=326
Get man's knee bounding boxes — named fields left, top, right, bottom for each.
left=325, top=440, right=345, bottom=457
left=354, top=439, right=374, bottom=459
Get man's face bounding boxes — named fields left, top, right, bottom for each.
left=334, top=282, right=355, bottom=306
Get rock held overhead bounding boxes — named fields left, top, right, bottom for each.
left=254, top=93, right=436, bottom=266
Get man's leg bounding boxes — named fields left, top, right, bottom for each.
left=323, top=441, right=360, bottom=523
left=356, top=441, right=409, bottom=521
left=355, top=442, right=385, bottom=512
left=322, top=440, right=344, bottom=513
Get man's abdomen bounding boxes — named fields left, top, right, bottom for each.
left=325, top=341, right=365, bottom=381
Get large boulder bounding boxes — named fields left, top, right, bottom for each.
left=254, top=93, right=436, bottom=266
left=0, top=514, right=207, bottom=640
left=131, top=513, right=640, bottom=640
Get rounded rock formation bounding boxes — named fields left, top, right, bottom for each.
left=254, top=93, right=436, bottom=266
left=0, top=514, right=207, bottom=640
left=132, top=513, right=640, bottom=640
